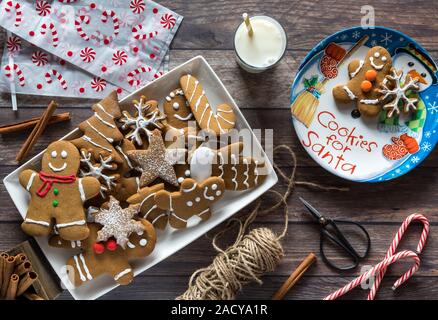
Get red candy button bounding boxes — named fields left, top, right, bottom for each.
left=93, top=243, right=105, bottom=254
left=106, top=239, right=117, bottom=251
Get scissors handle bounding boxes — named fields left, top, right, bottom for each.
left=320, top=219, right=371, bottom=271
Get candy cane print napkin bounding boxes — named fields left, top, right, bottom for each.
left=0, top=34, right=168, bottom=99
left=0, top=0, right=182, bottom=91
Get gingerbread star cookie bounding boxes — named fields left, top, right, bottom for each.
left=127, top=129, right=178, bottom=187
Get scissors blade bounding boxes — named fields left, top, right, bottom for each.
left=299, top=197, right=324, bottom=221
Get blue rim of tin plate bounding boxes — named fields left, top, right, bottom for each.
left=290, top=26, right=438, bottom=183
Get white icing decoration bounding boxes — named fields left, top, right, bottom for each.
left=171, top=212, right=187, bottom=223
left=254, top=160, right=259, bottom=184
left=137, top=230, right=144, bottom=236
left=24, top=218, right=50, bottom=227
left=182, top=183, right=197, bottom=193
left=26, top=172, right=37, bottom=191
left=170, top=92, right=175, bottom=98
left=166, top=96, right=171, bottom=102
left=231, top=154, right=238, bottom=190
left=48, top=162, right=67, bottom=172
left=78, top=178, right=86, bottom=202
left=96, top=103, right=114, bottom=118
left=143, top=204, right=157, bottom=219
left=178, top=177, right=184, bottom=183
left=71, top=241, right=76, bottom=248
left=79, top=151, right=116, bottom=197
left=218, top=152, right=224, bottom=178
left=151, top=213, right=167, bottom=224
left=86, top=120, right=114, bottom=143
left=198, top=208, right=209, bottom=217
left=51, top=150, right=57, bottom=158
left=73, top=255, right=86, bottom=282
left=79, top=253, right=92, bottom=280
left=187, top=201, right=193, bottom=207
left=56, top=220, right=86, bottom=228
left=172, top=102, right=179, bottom=110
left=94, top=112, right=116, bottom=128
left=212, top=184, right=217, bottom=190
left=127, top=241, right=136, bottom=249
left=82, top=135, right=112, bottom=152
left=139, top=239, right=147, bottom=246
left=343, top=86, right=357, bottom=100
left=114, top=268, right=132, bottom=281
left=374, top=52, right=380, bottom=58
left=349, top=60, right=364, bottom=78
left=195, top=197, right=201, bottom=202
left=360, top=99, right=380, bottom=105
left=369, top=57, right=384, bottom=70
left=189, top=146, right=215, bottom=183
left=116, top=145, right=134, bottom=169
left=184, top=170, right=190, bottom=176
left=61, top=150, right=68, bottom=158
left=204, top=186, right=214, bottom=201
left=189, top=80, right=199, bottom=102
left=216, top=191, right=221, bottom=196
left=381, top=56, right=387, bottom=62
left=243, top=158, right=250, bottom=188
left=174, top=113, right=193, bottom=121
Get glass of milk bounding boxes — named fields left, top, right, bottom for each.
left=233, top=15, right=287, bottom=73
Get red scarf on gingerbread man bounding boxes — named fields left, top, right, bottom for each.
left=36, top=172, right=76, bottom=197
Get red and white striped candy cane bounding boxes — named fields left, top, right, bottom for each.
left=324, top=250, right=421, bottom=300
left=367, top=213, right=429, bottom=300
left=4, top=0, right=22, bottom=27
left=40, top=23, right=59, bottom=47
left=132, top=24, right=158, bottom=41
left=57, top=0, right=79, bottom=3
left=101, top=10, right=120, bottom=37
left=4, top=63, right=25, bottom=86
left=45, top=69, right=67, bottom=90
left=127, top=66, right=151, bottom=86
left=74, top=15, right=91, bottom=41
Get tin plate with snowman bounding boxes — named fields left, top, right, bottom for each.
left=290, top=26, right=438, bottom=182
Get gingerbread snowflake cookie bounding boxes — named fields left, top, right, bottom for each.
left=332, top=46, right=393, bottom=117
left=377, top=68, right=420, bottom=118
left=154, top=177, right=225, bottom=229
left=120, top=96, right=166, bottom=147
left=94, top=196, right=144, bottom=249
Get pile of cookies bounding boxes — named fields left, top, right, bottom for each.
left=18, top=74, right=266, bottom=287
left=333, top=46, right=421, bottom=118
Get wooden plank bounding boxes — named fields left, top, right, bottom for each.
left=53, top=274, right=438, bottom=300
left=0, top=223, right=436, bottom=277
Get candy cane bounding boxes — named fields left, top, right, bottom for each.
left=127, top=66, right=151, bottom=87
left=101, top=10, right=120, bottom=37
left=4, top=0, right=22, bottom=27
left=4, top=63, right=25, bottom=86
left=57, top=0, right=79, bottom=3
left=324, top=213, right=430, bottom=300
left=368, top=213, right=429, bottom=300
left=132, top=24, right=158, bottom=41
left=40, top=23, right=59, bottom=47
left=324, top=250, right=420, bottom=300
left=74, top=15, right=91, bottom=41
left=45, top=69, right=67, bottom=90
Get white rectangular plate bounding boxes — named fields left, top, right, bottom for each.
left=3, top=56, right=278, bottom=300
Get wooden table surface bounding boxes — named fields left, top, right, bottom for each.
left=1, top=0, right=438, bottom=300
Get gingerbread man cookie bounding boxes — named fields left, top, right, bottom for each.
left=163, top=88, right=194, bottom=129
left=71, top=91, right=125, bottom=163
left=154, top=177, right=225, bottom=229
left=49, top=221, right=156, bottom=287
left=180, top=74, right=236, bottom=135
left=19, top=141, right=101, bottom=240
left=332, top=46, right=393, bottom=117
left=127, top=184, right=168, bottom=230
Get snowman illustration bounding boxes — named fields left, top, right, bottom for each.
left=378, top=43, right=437, bottom=136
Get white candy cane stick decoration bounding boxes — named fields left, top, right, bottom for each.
left=40, top=23, right=59, bottom=47
left=127, top=66, right=151, bottom=86
left=57, top=0, right=79, bottom=2
left=4, top=0, right=22, bottom=27
left=101, top=10, right=120, bottom=36
left=132, top=25, right=158, bottom=41
left=4, top=63, right=25, bottom=86
left=368, top=213, right=429, bottom=300
left=75, top=15, right=91, bottom=41
left=324, top=250, right=420, bottom=300
left=45, top=69, right=67, bottom=90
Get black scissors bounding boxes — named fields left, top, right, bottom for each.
left=299, top=197, right=371, bottom=271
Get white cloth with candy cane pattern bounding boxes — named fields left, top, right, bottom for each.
left=0, top=0, right=182, bottom=97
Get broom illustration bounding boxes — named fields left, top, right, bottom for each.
left=291, top=35, right=369, bottom=127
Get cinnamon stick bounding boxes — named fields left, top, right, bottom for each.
left=16, top=101, right=58, bottom=162
left=5, top=274, right=19, bottom=300
left=15, top=260, right=31, bottom=276
left=23, top=292, right=44, bottom=300
left=0, top=253, right=8, bottom=291
left=16, top=271, right=38, bottom=296
left=14, top=253, right=27, bottom=266
left=272, top=253, right=316, bottom=300
left=0, top=112, right=70, bottom=135
left=0, top=256, right=16, bottom=298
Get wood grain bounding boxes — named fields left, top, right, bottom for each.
left=0, top=0, right=437, bottom=300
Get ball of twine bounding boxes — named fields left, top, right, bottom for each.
left=177, top=145, right=348, bottom=300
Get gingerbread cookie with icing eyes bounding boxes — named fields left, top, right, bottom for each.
left=154, top=177, right=225, bottom=229
left=163, top=88, right=195, bottom=129
left=71, top=91, right=125, bottom=164
left=180, top=74, right=236, bottom=136
left=19, top=141, right=101, bottom=240
left=49, top=221, right=156, bottom=287
left=127, top=184, right=168, bottom=230
left=332, top=46, right=393, bottom=117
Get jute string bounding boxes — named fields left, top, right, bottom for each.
left=177, top=145, right=348, bottom=300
